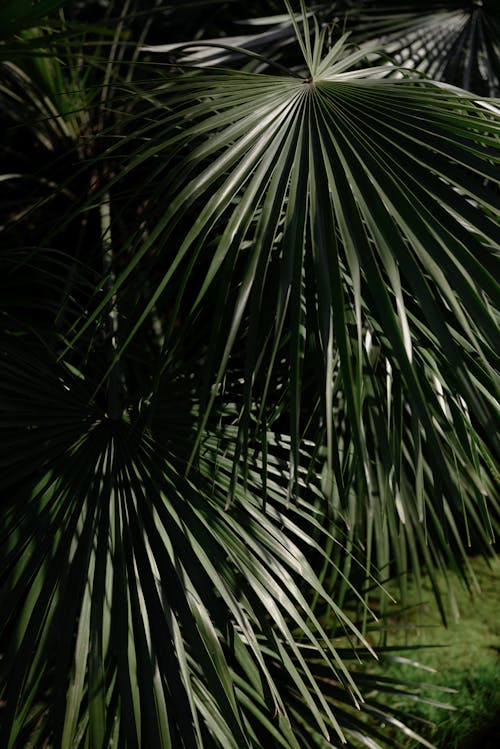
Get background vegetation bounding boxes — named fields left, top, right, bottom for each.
left=1, top=1, right=499, bottom=748
left=373, top=555, right=500, bottom=749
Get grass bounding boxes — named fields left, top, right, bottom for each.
left=371, top=555, right=500, bottom=748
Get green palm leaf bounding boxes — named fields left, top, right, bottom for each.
left=87, top=23, right=499, bottom=565
left=344, top=0, right=500, bottom=96
left=151, top=2, right=500, bottom=96
left=53, top=6, right=500, bottom=607
left=1, top=335, right=424, bottom=748
left=2, top=3, right=499, bottom=748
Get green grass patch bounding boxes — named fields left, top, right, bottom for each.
left=371, top=556, right=500, bottom=748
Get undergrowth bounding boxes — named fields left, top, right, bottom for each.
left=371, top=555, right=500, bottom=748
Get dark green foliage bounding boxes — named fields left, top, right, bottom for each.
left=0, top=2, right=499, bottom=747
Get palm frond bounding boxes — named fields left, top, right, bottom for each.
left=1, top=334, right=432, bottom=748
left=345, top=0, right=500, bottom=96
left=78, top=31, right=499, bottom=570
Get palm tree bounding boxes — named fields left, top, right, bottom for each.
left=1, top=1, right=498, bottom=747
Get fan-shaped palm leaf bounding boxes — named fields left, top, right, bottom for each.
left=80, top=10, right=499, bottom=598
left=154, top=1, right=500, bottom=96
left=342, top=0, right=500, bottom=96
left=1, top=332, right=442, bottom=748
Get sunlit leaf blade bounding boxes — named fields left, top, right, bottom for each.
left=93, top=36, right=499, bottom=544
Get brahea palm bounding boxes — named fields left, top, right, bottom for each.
left=0, top=1, right=499, bottom=747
